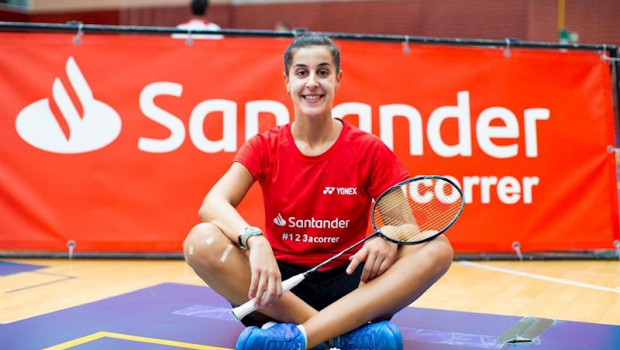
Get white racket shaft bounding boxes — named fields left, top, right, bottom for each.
left=232, top=273, right=306, bottom=320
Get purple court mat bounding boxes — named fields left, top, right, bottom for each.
left=0, top=283, right=618, bottom=350
left=0, top=260, right=46, bottom=276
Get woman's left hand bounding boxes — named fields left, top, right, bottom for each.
left=346, top=235, right=398, bottom=283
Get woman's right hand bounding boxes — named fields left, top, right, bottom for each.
left=246, top=236, right=282, bottom=308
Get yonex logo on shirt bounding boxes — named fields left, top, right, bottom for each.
left=323, top=187, right=358, bottom=195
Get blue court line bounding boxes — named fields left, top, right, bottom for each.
left=5, top=273, right=76, bottom=293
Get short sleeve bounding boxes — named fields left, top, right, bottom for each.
left=234, top=134, right=266, bottom=182
left=365, top=138, right=409, bottom=199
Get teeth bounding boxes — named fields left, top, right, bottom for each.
left=305, top=95, right=320, bottom=101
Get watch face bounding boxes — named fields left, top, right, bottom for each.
left=246, top=227, right=261, bottom=235
left=240, top=227, right=262, bottom=250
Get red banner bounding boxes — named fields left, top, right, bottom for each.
left=1, top=33, right=618, bottom=253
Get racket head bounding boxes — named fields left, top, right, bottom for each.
left=372, top=175, right=464, bottom=244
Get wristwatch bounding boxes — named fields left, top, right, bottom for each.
left=238, top=226, right=263, bottom=251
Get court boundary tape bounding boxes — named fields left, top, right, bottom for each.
left=41, top=331, right=231, bottom=350
left=458, top=261, right=620, bottom=294
left=5, top=273, right=75, bottom=293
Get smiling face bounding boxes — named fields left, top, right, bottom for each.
left=284, top=45, right=342, bottom=119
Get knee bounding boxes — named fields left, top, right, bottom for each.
left=183, top=223, right=232, bottom=267
left=183, top=223, right=214, bottom=252
left=427, top=235, right=454, bottom=276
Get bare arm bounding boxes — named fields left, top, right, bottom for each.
left=199, top=162, right=282, bottom=306
left=198, top=162, right=256, bottom=240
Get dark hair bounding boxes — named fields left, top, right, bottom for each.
left=283, top=33, right=341, bottom=75
left=191, top=0, right=208, bottom=16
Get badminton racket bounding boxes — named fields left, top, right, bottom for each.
left=232, top=175, right=464, bottom=320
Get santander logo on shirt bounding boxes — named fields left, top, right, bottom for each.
left=273, top=213, right=287, bottom=227
left=274, top=213, right=351, bottom=230
left=15, top=57, right=121, bottom=154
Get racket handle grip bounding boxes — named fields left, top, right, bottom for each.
left=231, top=273, right=305, bottom=320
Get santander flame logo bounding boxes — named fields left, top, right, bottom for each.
left=15, top=57, right=121, bottom=154
left=273, top=213, right=286, bottom=227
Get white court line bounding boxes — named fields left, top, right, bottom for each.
left=458, top=261, right=620, bottom=294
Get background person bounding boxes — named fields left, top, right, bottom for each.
left=275, top=20, right=292, bottom=31
left=173, top=0, right=222, bottom=39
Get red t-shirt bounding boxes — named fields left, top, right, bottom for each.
left=234, top=120, right=409, bottom=269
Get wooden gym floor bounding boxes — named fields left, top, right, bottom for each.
left=1, top=258, right=619, bottom=349
left=2, top=258, right=619, bottom=325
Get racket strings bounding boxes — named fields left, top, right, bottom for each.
left=409, top=200, right=462, bottom=230
left=373, top=178, right=463, bottom=242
